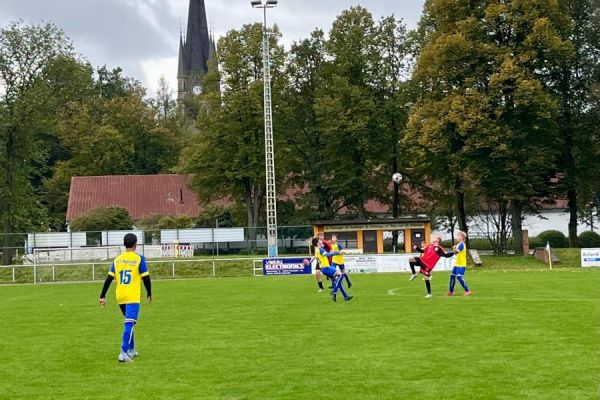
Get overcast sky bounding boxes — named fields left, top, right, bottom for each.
left=0, top=0, right=425, bottom=97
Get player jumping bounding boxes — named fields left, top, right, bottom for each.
left=408, top=234, right=453, bottom=298
left=312, top=237, right=353, bottom=302
left=448, top=230, right=472, bottom=296
left=99, top=233, right=152, bottom=362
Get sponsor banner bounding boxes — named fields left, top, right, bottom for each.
left=263, top=258, right=312, bottom=275
left=343, top=254, right=453, bottom=274
left=342, top=248, right=364, bottom=255
left=581, top=248, right=600, bottom=267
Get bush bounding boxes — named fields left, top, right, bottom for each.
left=578, top=231, right=600, bottom=248
left=70, top=207, right=133, bottom=231
left=529, top=236, right=543, bottom=248
left=138, top=214, right=194, bottom=229
left=537, top=230, right=569, bottom=248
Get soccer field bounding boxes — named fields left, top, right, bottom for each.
left=1, top=269, right=599, bottom=400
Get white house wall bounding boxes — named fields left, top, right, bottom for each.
left=433, top=209, right=592, bottom=240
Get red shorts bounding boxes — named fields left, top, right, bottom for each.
left=415, top=258, right=433, bottom=277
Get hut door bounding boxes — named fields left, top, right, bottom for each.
left=363, top=230, right=377, bottom=253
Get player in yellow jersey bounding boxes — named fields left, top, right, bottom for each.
left=331, top=235, right=352, bottom=288
left=448, top=230, right=471, bottom=296
left=99, top=233, right=152, bottom=362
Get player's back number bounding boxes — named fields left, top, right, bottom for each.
left=119, top=270, right=132, bottom=284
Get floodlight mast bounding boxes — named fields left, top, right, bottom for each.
left=251, top=0, right=278, bottom=257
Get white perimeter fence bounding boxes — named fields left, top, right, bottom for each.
left=0, top=257, right=267, bottom=284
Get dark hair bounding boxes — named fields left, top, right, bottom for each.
left=311, top=237, right=319, bottom=247
left=124, top=233, right=138, bottom=249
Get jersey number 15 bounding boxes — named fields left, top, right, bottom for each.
left=119, top=270, right=132, bottom=284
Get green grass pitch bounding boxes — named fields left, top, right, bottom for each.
left=1, top=268, right=599, bottom=399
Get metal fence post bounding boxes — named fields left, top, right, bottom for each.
left=52, top=263, right=55, bottom=282
left=92, top=263, right=95, bottom=281
left=212, top=260, right=216, bottom=277
left=172, top=260, right=176, bottom=278
left=12, top=266, right=15, bottom=283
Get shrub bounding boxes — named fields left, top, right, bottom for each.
left=537, top=230, right=569, bottom=248
left=138, top=214, right=194, bottom=229
left=70, top=207, right=133, bottom=231
left=578, top=231, right=600, bottom=248
left=529, top=236, right=543, bottom=248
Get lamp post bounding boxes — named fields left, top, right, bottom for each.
left=251, top=0, right=278, bottom=257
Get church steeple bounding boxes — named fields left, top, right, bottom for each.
left=185, top=0, right=211, bottom=79
left=177, top=33, right=187, bottom=103
left=177, top=0, right=212, bottom=103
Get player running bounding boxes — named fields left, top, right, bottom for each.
left=448, top=230, right=472, bottom=296
left=312, top=237, right=353, bottom=302
left=331, top=234, right=352, bottom=288
left=408, top=234, right=454, bottom=298
left=99, top=233, right=152, bottom=362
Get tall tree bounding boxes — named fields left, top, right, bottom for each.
left=314, top=6, right=383, bottom=218
left=0, top=21, right=78, bottom=262
left=179, top=23, right=288, bottom=243
left=548, top=0, right=600, bottom=246
left=284, top=30, right=335, bottom=219
left=372, top=15, right=412, bottom=249
left=409, top=0, right=570, bottom=254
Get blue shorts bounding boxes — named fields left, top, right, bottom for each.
left=119, top=303, right=140, bottom=322
left=451, top=267, right=466, bottom=277
left=332, top=263, right=345, bottom=271
left=321, top=267, right=337, bottom=279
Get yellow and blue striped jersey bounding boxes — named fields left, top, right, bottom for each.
left=454, top=242, right=467, bottom=267
left=108, top=251, right=149, bottom=304
left=331, top=242, right=345, bottom=265
left=314, top=246, right=331, bottom=268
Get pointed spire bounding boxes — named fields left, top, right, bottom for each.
left=177, top=32, right=186, bottom=78
left=185, top=0, right=211, bottom=75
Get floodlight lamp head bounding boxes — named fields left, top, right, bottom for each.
left=250, top=0, right=262, bottom=8
left=266, top=0, right=278, bottom=6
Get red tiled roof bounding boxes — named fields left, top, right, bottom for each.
left=66, top=175, right=202, bottom=222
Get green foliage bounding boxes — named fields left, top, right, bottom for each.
left=179, top=23, right=287, bottom=236
left=578, top=231, right=600, bottom=248
left=538, top=230, right=569, bottom=248
left=137, top=214, right=194, bottom=230
left=69, top=207, right=133, bottom=231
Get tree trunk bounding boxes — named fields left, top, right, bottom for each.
left=510, top=200, right=524, bottom=255
left=454, top=176, right=468, bottom=234
left=391, top=145, right=400, bottom=252
left=567, top=189, right=578, bottom=247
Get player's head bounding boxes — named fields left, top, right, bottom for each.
left=455, top=230, right=467, bottom=242
left=124, top=233, right=138, bottom=250
left=431, top=234, right=441, bottom=244
left=331, top=234, right=337, bottom=243
left=311, top=237, right=320, bottom=247
left=317, top=232, right=324, bottom=239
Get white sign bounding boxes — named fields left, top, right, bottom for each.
left=581, top=248, right=600, bottom=267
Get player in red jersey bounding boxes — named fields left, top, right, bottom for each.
left=409, top=234, right=454, bottom=298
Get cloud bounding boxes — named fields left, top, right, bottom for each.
left=0, top=0, right=425, bottom=97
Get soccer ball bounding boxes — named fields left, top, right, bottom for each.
left=392, top=173, right=403, bottom=184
